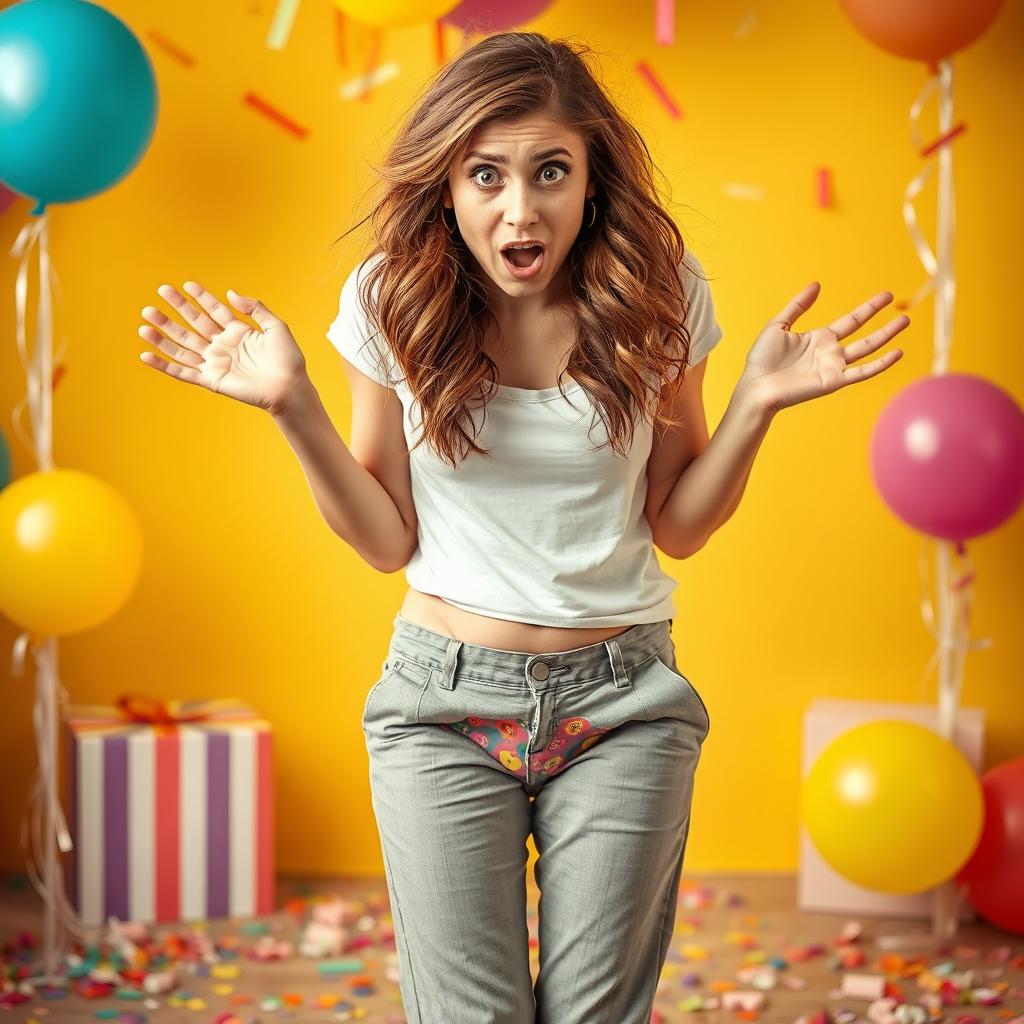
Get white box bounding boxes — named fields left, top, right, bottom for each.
left=798, top=698, right=985, bottom=921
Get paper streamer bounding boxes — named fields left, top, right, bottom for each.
left=655, top=0, right=674, bottom=46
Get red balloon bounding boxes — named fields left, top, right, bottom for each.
left=954, top=758, right=1024, bottom=935
left=839, top=0, right=1007, bottom=63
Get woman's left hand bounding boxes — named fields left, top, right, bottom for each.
left=738, top=283, right=910, bottom=416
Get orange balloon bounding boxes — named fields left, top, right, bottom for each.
left=839, top=0, right=1007, bottom=63
left=0, top=468, right=143, bottom=636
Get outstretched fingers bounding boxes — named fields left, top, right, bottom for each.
left=181, top=281, right=237, bottom=330
left=841, top=311, right=910, bottom=364
left=139, top=302, right=207, bottom=366
left=139, top=348, right=207, bottom=387
left=828, top=290, right=894, bottom=341
left=154, top=282, right=228, bottom=341
left=770, top=281, right=821, bottom=332
left=841, top=346, right=904, bottom=385
left=138, top=323, right=205, bottom=368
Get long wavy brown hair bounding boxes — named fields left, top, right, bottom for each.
left=332, top=30, right=711, bottom=471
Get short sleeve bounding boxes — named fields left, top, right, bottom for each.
left=326, top=253, right=397, bottom=388
left=665, top=250, right=724, bottom=379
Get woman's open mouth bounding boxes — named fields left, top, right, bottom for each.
left=500, top=244, right=545, bottom=279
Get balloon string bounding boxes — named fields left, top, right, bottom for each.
left=7, top=212, right=95, bottom=981
left=899, top=59, right=989, bottom=946
left=19, top=640, right=97, bottom=981
left=10, top=214, right=54, bottom=470
left=900, top=59, right=959, bottom=379
left=917, top=536, right=994, bottom=705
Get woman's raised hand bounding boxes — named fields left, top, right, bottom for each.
left=738, top=283, right=910, bottom=416
left=138, top=282, right=309, bottom=416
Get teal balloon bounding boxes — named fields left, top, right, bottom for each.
left=0, top=0, right=158, bottom=216
left=0, top=428, right=10, bottom=491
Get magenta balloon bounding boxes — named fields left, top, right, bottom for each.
left=870, top=373, right=1024, bottom=541
left=442, top=0, right=553, bottom=32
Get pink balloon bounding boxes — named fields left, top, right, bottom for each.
left=442, top=0, right=553, bottom=32
left=870, top=373, right=1024, bottom=542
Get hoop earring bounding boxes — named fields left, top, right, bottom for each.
left=585, top=197, right=597, bottom=230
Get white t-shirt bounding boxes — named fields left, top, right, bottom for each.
left=326, top=250, right=724, bottom=627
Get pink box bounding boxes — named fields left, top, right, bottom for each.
left=799, top=698, right=985, bottom=920
left=62, top=698, right=275, bottom=927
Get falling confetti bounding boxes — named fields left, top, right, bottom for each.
left=723, top=181, right=765, bottom=201
left=816, top=166, right=833, bottom=209
left=146, top=29, right=196, bottom=67
left=635, top=60, right=683, bottom=119
left=655, top=0, right=674, bottom=46
left=242, top=91, right=308, bottom=138
left=339, top=62, right=401, bottom=102
left=265, top=0, right=301, bottom=50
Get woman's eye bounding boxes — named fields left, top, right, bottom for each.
left=470, top=162, right=569, bottom=188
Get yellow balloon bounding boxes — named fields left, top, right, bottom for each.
left=0, top=468, right=143, bottom=636
left=803, top=720, right=983, bottom=894
left=331, top=0, right=459, bottom=29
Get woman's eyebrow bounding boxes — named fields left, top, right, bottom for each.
left=462, top=146, right=574, bottom=166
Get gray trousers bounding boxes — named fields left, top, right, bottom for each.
left=361, top=614, right=710, bottom=1024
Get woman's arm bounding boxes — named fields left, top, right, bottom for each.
left=655, top=278, right=909, bottom=558
left=654, top=385, right=772, bottom=558
left=273, top=377, right=415, bottom=573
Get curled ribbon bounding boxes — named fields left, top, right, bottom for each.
left=7, top=210, right=100, bottom=976
left=898, top=58, right=991, bottom=948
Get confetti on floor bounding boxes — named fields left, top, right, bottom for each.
left=1, top=871, right=1022, bottom=1023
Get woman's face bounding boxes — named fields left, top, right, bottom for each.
left=444, top=112, right=596, bottom=313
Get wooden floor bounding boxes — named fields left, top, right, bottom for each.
left=1, top=871, right=1021, bottom=1023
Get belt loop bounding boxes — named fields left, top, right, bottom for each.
left=439, top=636, right=463, bottom=691
left=603, top=638, right=630, bottom=689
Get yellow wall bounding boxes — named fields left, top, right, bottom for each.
left=1, top=0, right=1021, bottom=878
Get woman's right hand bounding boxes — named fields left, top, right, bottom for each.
left=138, top=281, right=309, bottom=416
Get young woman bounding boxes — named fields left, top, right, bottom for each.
left=138, top=31, right=908, bottom=1024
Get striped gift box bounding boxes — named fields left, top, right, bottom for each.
left=62, top=694, right=274, bottom=927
